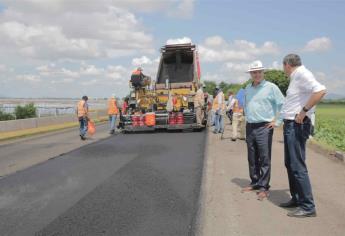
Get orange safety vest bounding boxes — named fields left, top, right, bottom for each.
left=77, top=100, right=88, bottom=117
left=132, top=69, right=141, bottom=76
left=212, top=92, right=225, bottom=111
left=108, top=98, right=119, bottom=115
left=232, top=99, right=244, bottom=114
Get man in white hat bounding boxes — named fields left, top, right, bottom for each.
left=242, top=60, right=285, bottom=201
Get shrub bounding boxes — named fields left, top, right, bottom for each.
left=15, top=103, right=37, bottom=119
left=0, top=110, right=15, bottom=121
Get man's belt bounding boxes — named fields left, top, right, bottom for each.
left=246, top=122, right=269, bottom=128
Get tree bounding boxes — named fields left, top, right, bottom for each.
left=15, top=103, right=37, bottom=119
left=203, top=80, right=216, bottom=95
left=264, top=70, right=289, bottom=95
left=203, top=80, right=244, bottom=98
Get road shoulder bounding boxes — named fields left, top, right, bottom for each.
left=197, top=125, right=345, bottom=236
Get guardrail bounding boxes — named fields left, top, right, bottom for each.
left=0, top=109, right=107, bottom=133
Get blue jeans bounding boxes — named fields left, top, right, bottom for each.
left=284, top=118, right=315, bottom=211
left=79, top=117, right=88, bottom=137
left=109, top=115, right=117, bottom=131
left=214, top=113, right=224, bottom=133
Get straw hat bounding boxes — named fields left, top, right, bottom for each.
left=247, top=60, right=265, bottom=72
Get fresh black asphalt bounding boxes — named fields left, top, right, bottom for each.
left=0, top=131, right=206, bottom=236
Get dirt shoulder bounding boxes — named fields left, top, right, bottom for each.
left=196, top=124, right=345, bottom=236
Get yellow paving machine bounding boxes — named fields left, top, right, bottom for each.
left=120, top=43, right=207, bottom=132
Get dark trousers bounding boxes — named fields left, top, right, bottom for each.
left=246, top=122, right=273, bottom=191
left=284, top=118, right=315, bottom=211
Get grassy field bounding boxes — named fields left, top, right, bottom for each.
left=314, top=103, right=345, bottom=152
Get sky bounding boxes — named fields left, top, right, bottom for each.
left=0, top=0, right=344, bottom=98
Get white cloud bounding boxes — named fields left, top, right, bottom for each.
left=106, top=65, right=128, bottom=81
left=132, top=56, right=153, bottom=66
left=199, top=36, right=280, bottom=63
left=201, top=71, right=248, bottom=85
left=169, top=0, right=195, bottom=18
left=80, top=64, right=104, bottom=76
left=303, top=37, right=332, bottom=52
left=314, top=70, right=344, bottom=96
left=166, top=37, right=192, bottom=45
left=269, top=61, right=282, bottom=70
left=204, top=36, right=227, bottom=48
left=224, top=62, right=250, bottom=72
left=16, top=74, right=41, bottom=82
left=36, top=64, right=80, bottom=79
left=314, top=71, right=327, bottom=84
left=0, top=4, right=154, bottom=61
left=0, top=64, right=8, bottom=72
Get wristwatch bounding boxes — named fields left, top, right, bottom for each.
left=302, top=106, right=309, bottom=112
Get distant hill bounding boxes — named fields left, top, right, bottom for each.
left=324, top=93, right=344, bottom=100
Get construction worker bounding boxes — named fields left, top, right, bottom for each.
left=231, top=96, right=245, bottom=141
left=77, top=95, right=89, bottom=140
left=226, top=91, right=235, bottom=124
left=194, top=83, right=205, bottom=126
left=130, top=67, right=145, bottom=88
left=108, top=94, right=119, bottom=134
left=122, top=97, right=129, bottom=115
left=213, top=86, right=225, bottom=134
left=207, top=94, right=214, bottom=126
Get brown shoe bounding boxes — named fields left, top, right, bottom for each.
left=241, top=186, right=255, bottom=193
left=257, top=191, right=269, bottom=201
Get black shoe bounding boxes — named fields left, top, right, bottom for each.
left=80, top=135, right=86, bottom=140
left=287, top=208, right=317, bottom=218
left=279, top=199, right=298, bottom=208
left=231, top=138, right=236, bottom=141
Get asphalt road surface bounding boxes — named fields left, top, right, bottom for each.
left=0, top=131, right=206, bottom=236
left=0, top=124, right=111, bottom=177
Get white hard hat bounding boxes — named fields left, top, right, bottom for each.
left=247, top=60, right=265, bottom=72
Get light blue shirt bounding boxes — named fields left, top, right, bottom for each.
left=244, top=80, right=285, bottom=124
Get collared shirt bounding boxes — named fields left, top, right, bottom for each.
left=245, top=80, right=285, bottom=123
left=280, top=65, right=326, bottom=120
left=227, top=95, right=235, bottom=110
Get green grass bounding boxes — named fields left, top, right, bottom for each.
left=314, top=104, right=345, bottom=152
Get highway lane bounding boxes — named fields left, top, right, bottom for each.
left=0, top=123, right=110, bottom=177
left=0, top=131, right=206, bottom=236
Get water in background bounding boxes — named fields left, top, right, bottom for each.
left=0, top=98, right=107, bottom=117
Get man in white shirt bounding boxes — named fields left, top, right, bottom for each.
left=226, top=91, right=235, bottom=124
left=279, top=54, right=326, bottom=218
